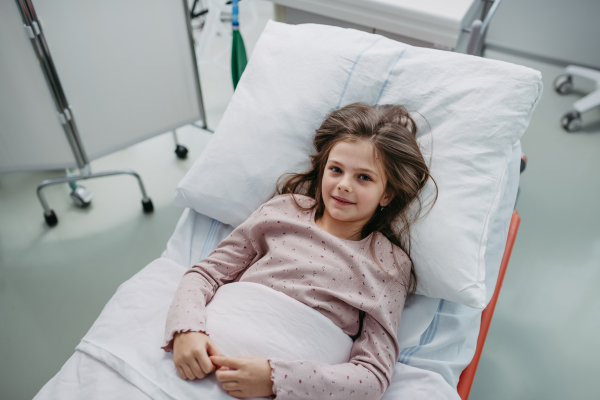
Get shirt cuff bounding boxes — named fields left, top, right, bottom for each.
left=267, top=357, right=294, bottom=399
left=160, top=328, right=210, bottom=353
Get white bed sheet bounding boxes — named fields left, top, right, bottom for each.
left=34, top=349, right=459, bottom=400
left=33, top=141, right=521, bottom=400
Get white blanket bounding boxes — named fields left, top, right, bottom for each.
left=73, top=257, right=460, bottom=400
left=76, top=257, right=352, bottom=400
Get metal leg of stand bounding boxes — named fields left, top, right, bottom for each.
left=191, top=122, right=214, bottom=133
left=36, top=168, right=153, bottom=227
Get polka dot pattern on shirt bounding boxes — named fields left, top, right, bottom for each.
left=162, top=194, right=410, bottom=399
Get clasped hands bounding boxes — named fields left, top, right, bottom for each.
left=172, top=331, right=275, bottom=398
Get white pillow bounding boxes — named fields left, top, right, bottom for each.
left=175, top=21, right=542, bottom=308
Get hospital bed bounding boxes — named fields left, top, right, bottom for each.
left=33, top=144, right=522, bottom=400
left=32, top=21, right=541, bottom=400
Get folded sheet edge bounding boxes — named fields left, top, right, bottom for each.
left=76, top=340, right=176, bottom=400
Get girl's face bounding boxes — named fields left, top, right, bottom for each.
left=320, top=140, right=393, bottom=234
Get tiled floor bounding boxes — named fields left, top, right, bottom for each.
left=1, top=3, right=599, bottom=400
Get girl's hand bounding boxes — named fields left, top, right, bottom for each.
left=173, top=331, right=223, bottom=380
left=211, top=356, right=275, bottom=398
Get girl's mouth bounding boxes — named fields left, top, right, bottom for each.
left=332, top=196, right=354, bottom=205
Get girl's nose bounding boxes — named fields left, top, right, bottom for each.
left=338, top=178, right=352, bottom=192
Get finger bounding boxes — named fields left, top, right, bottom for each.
left=188, top=357, right=206, bottom=379
left=209, top=355, right=224, bottom=366
left=215, top=369, right=238, bottom=382
left=197, top=351, right=215, bottom=375
left=228, top=390, right=244, bottom=399
left=222, top=381, right=239, bottom=391
left=207, top=340, right=224, bottom=357
left=176, top=366, right=187, bottom=380
left=182, top=364, right=196, bottom=380
left=210, top=356, right=240, bottom=369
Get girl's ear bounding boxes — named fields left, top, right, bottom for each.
left=380, top=189, right=394, bottom=207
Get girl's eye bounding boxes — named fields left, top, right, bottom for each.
left=359, top=175, right=372, bottom=182
left=331, top=167, right=342, bottom=173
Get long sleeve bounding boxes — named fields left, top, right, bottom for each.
left=267, top=280, right=406, bottom=400
left=161, top=204, right=265, bottom=352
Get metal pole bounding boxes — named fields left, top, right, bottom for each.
left=23, top=0, right=90, bottom=167
left=182, top=0, right=209, bottom=130
left=481, top=0, right=503, bottom=34
left=466, top=0, right=503, bottom=57
left=14, top=0, right=87, bottom=168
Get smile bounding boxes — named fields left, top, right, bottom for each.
left=332, top=196, right=354, bottom=205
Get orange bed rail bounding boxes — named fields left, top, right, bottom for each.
left=456, top=209, right=521, bottom=400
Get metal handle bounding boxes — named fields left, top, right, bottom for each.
left=466, top=0, right=503, bottom=56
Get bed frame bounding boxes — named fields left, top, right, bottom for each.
left=457, top=209, right=521, bottom=399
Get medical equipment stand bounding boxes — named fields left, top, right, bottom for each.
left=15, top=0, right=208, bottom=227
left=554, top=66, right=600, bottom=132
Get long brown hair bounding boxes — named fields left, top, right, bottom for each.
left=273, top=103, right=437, bottom=297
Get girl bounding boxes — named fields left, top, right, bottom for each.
left=161, top=103, right=437, bottom=399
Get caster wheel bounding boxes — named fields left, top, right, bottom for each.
left=70, top=186, right=93, bottom=208
left=175, top=145, right=189, bottom=159
left=561, top=111, right=582, bottom=132
left=142, top=198, right=154, bottom=213
left=44, top=210, right=58, bottom=227
left=520, top=153, right=527, bottom=173
left=554, top=74, right=573, bottom=95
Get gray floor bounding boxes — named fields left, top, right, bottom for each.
left=1, top=4, right=599, bottom=400
left=470, top=49, right=600, bottom=400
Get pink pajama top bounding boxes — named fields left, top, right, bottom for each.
left=162, top=194, right=410, bottom=400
